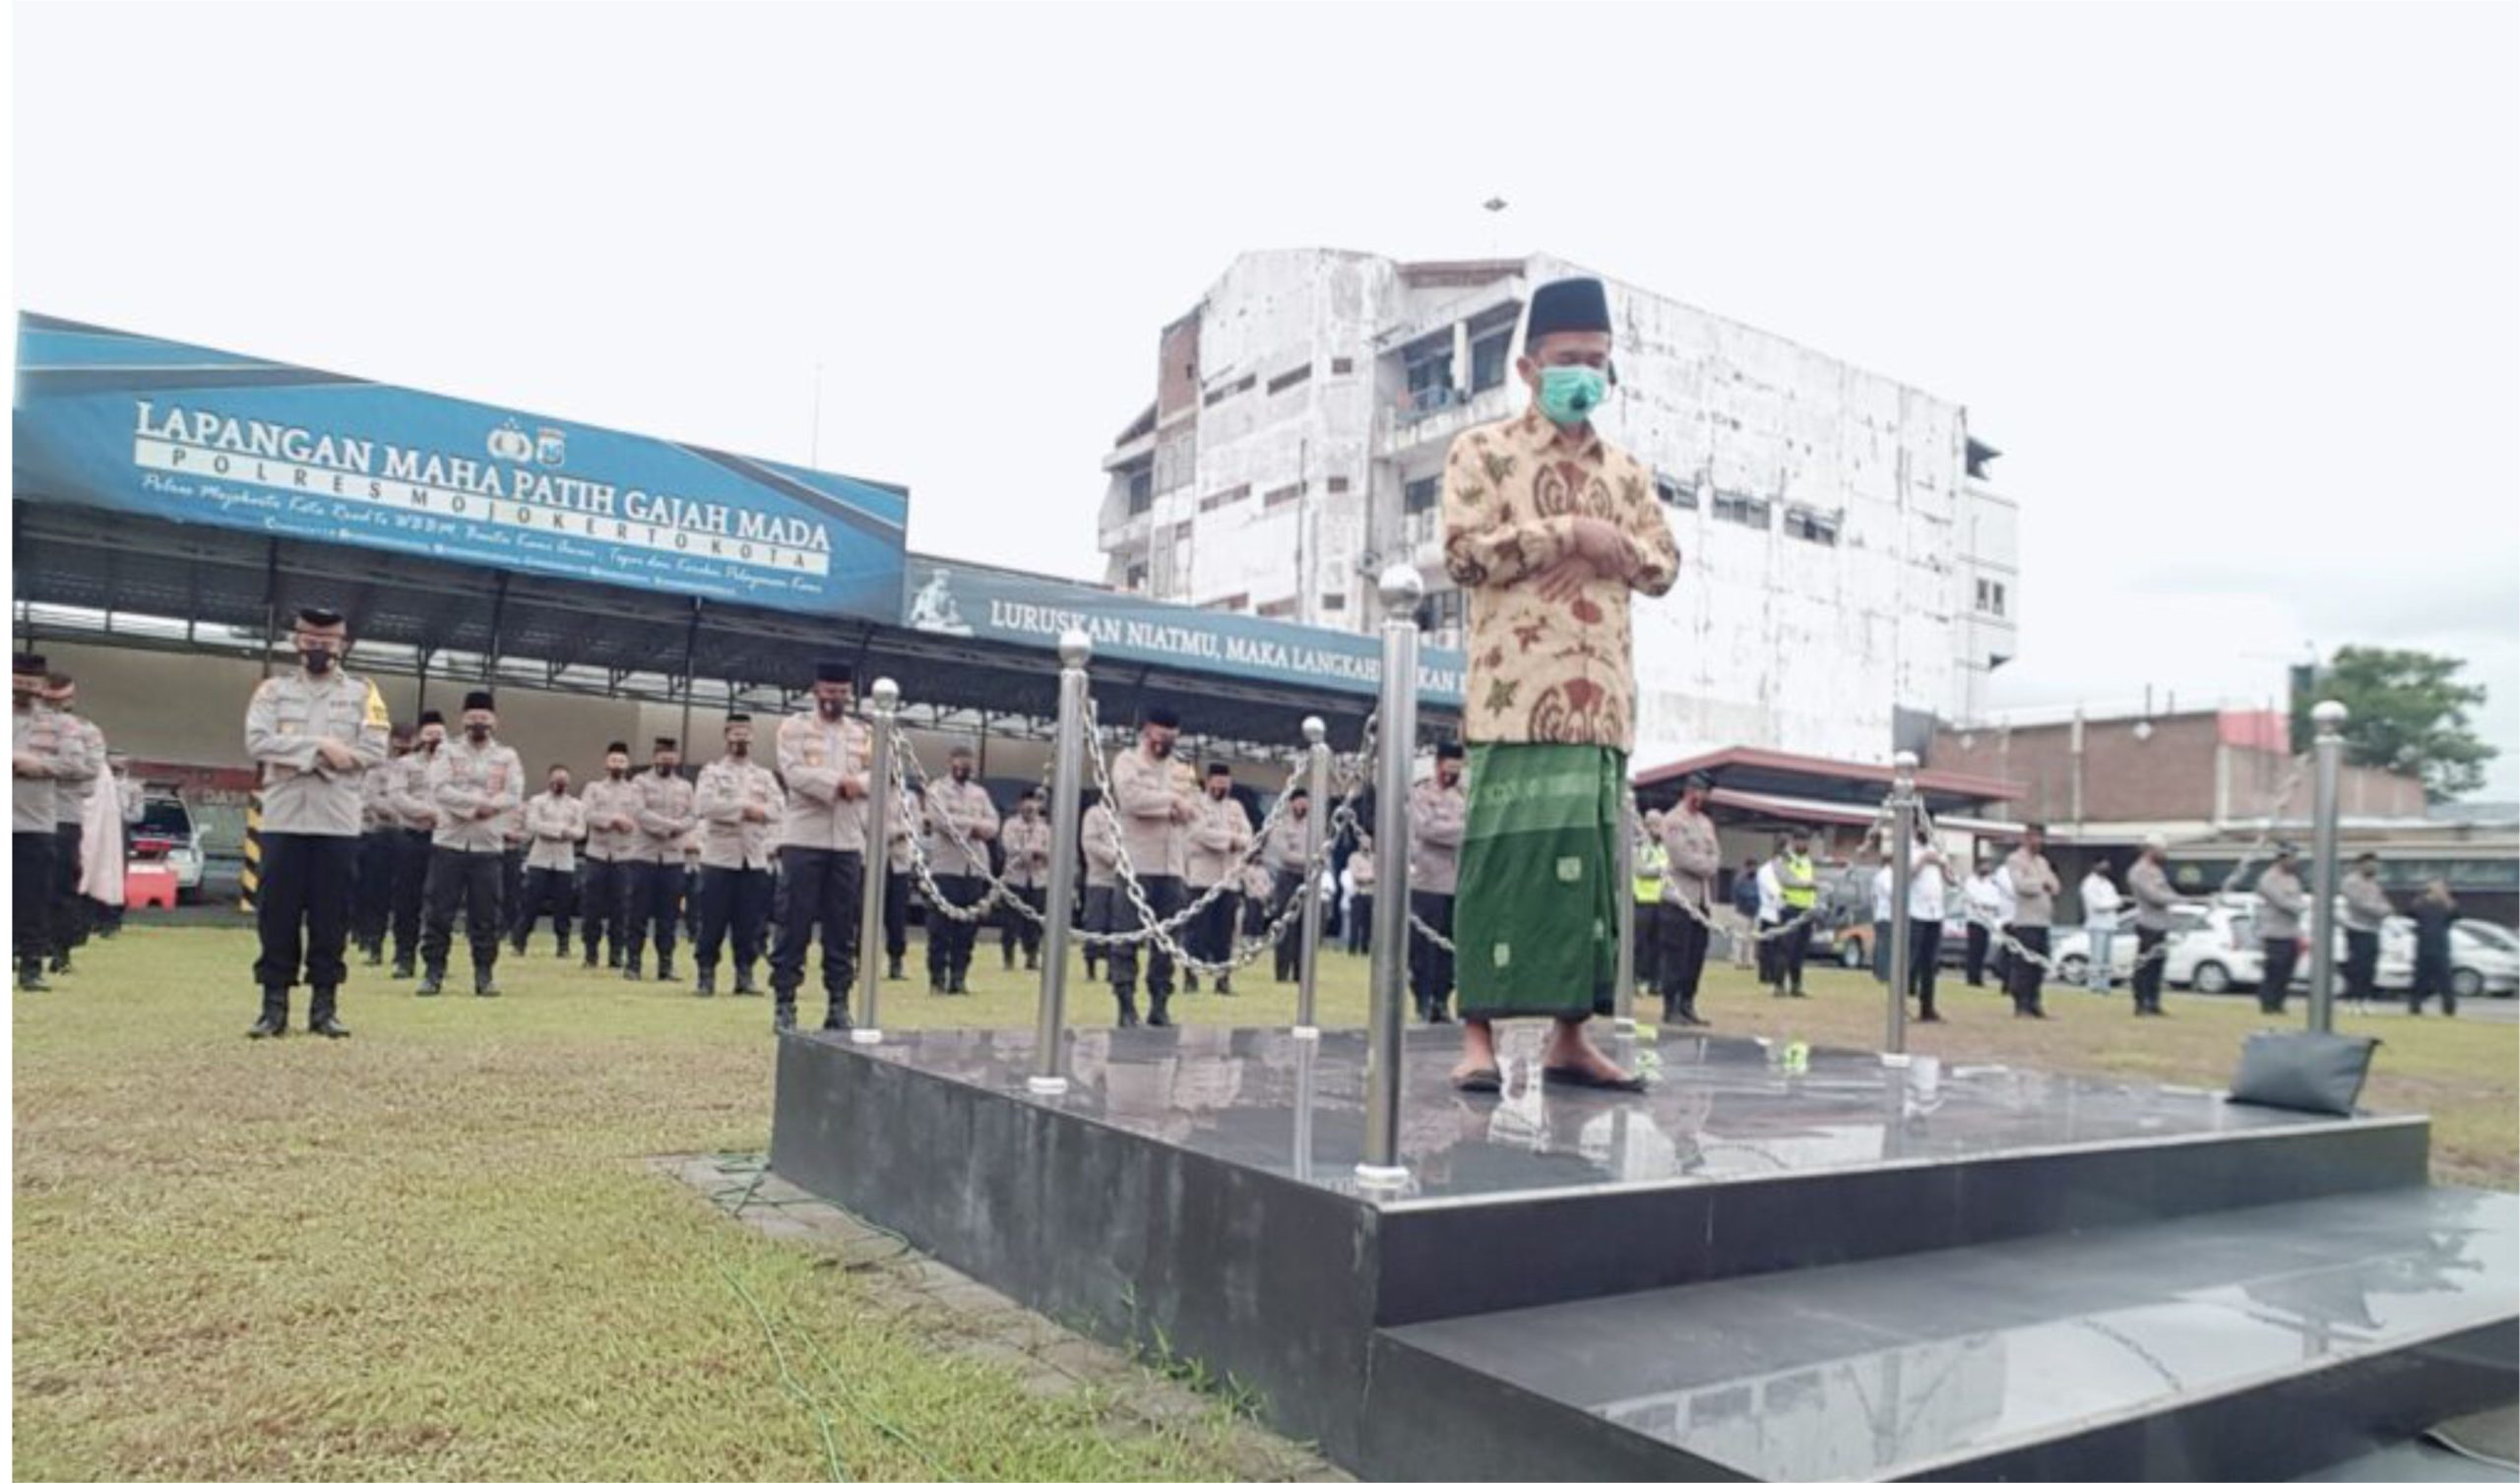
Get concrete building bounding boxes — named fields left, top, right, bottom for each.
left=1096, top=249, right=2019, bottom=766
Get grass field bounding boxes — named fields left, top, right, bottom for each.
left=14, top=925, right=2516, bottom=1481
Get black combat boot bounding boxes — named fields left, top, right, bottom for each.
left=48, top=952, right=72, bottom=975
left=822, top=993, right=851, bottom=1033
left=1113, top=988, right=1139, bottom=1028
left=1147, top=987, right=1173, bottom=1028
left=556, top=932, right=571, bottom=960
left=392, top=958, right=415, bottom=981
left=622, top=954, right=643, bottom=982
left=473, top=965, right=500, bottom=998
left=885, top=954, right=904, bottom=981
left=655, top=952, right=678, bottom=985
left=363, top=944, right=385, bottom=966
left=695, top=965, right=717, bottom=998
left=17, top=957, right=48, bottom=993
left=417, top=970, right=444, bottom=997
left=732, top=965, right=761, bottom=997
left=1679, top=998, right=1710, bottom=1027
left=1183, top=971, right=1199, bottom=995
left=308, top=985, right=351, bottom=1038
left=948, top=968, right=968, bottom=996
left=1215, top=973, right=1233, bottom=997
left=773, top=997, right=797, bottom=1033
left=248, top=985, right=288, bottom=1038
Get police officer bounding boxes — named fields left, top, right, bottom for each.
left=772, top=660, right=874, bottom=1031
left=354, top=725, right=412, bottom=964
left=922, top=745, right=999, bottom=995
left=1269, top=788, right=1313, bottom=984
left=1775, top=830, right=1818, bottom=998
left=15, top=653, right=96, bottom=993
left=419, top=691, right=524, bottom=998
left=1083, top=803, right=1124, bottom=1005
left=36, top=673, right=106, bottom=975
left=513, top=763, right=587, bottom=958
left=388, top=711, right=446, bottom=979
left=577, top=743, right=638, bottom=970
left=998, top=789, right=1053, bottom=972
left=1658, top=772, right=1721, bottom=1027
left=2002, top=823, right=2062, bottom=1020
left=244, top=607, right=390, bottom=1035
left=1630, top=805, right=1668, bottom=993
left=1185, top=764, right=1251, bottom=994
left=498, top=797, right=532, bottom=942
left=696, top=713, right=784, bottom=1000
left=1409, top=743, right=1467, bottom=1021
left=883, top=781, right=919, bottom=981
left=624, top=736, right=695, bottom=982
left=1106, top=707, right=1193, bottom=1027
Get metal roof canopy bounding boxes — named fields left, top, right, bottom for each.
left=1634, top=745, right=2022, bottom=817
left=10, top=501, right=1383, bottom=752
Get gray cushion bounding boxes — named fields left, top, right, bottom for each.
left=2229, top=1030, right=2380, bottom=1116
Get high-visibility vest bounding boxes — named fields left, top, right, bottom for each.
left=1632, top=844, right=1667, bottom=904
left=1780, top=852, right=1818, bottom=910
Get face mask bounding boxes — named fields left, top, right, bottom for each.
left=730, top=742, right=750, bottom=759
left=466, top=724, right=491, bottom=743
left=1536, top=365, right=1607, bottom=426
left=608, top=764, right=628, bottom=778
left=951, top=766, right=972, bottom=782
left=303, top=649, right=336, bottom=675
left=549, top=780, right=568, bottom=794
left=1149, top=738, right=1173, bottom=760
left=656, top=761, right=675, bottom=775
left=819, top=696, right=848, bottom=719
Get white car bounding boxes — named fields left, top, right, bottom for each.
left=2442, top=919, right=2520, bottom=998
left=2165, top=901, right=2269, bottom=994
left=129, top=788, right=210, bottom=900
left=2056, top=903, right=2211, bottom=987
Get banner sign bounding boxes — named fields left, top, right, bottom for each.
left=13, top=314, right=908, bottom=621
left=904, top=556, right=1465, bottom=710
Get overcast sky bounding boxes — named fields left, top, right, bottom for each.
left=16, top=3, right=2518, bottom=792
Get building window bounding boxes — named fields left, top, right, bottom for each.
left=1713, top=491, right=1771, bottom=530
left=1125, top=563, right=1148, bottom=591
left=1976, top=578, right=2008, bottom=617
left=1201, top=374, right=1256, bottom=407
left=1471, top=332, right=1512, bottom=393
left=1199, top=482, right=1251, bottom=514
left=1402, top=347, right=1457, bottom=420
left=1205, top=593, right=1250, bottom=613
left=1257, top=596, right=1299, bottom=620
left=1784, top=506, right=1840, bottom=546
left=1267, top=362, right=1313, bottom=396
left=1264, top=482, right=1303, bottom=509
left=1127, top=468, right=1154, bottom=516
left=1417, top=588, right=1466, bottom=645
left=1654, top=474, right=1698, bottom=511
left=1404, top=475, right=1441, bottom=516
left=1321, top=593, right=1346, bottom=612
left=1326, top=476, right=1350, bottom=494
left=1331, top=357, right=1354, bottom=375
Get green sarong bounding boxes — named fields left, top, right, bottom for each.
left=1454, top=743, right=1624, bottom=1021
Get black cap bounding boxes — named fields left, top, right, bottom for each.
left=462, top=690, right=494, bottom=712
left=605, top=740, right=630, bottom=756
left=1144, top=705, right=1182, bottom=729
left=815, top=658, right=854, bottom=685
left=725, top=712, right=752, bottom=726
left=1206, top=762, right=1232, bottom=778
left=654, top=736, right=678, bottom=751
left=1288, top=786, right=1309, bottom=801
left=1683, top=772, right=1714, bottom=792
left=1526, top=278, right=1611, bottom=342
left=13, top=653, right=46, bottom=675
left=295, top=605, right=346, bottom=629
left=417, top=709, right=445, bottom=727
left=1435, top=741, right=1465, bottom=761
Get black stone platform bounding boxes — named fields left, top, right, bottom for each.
left=769, top=1024, right=2516, bottom=1479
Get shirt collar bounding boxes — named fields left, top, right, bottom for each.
left=1516, top=404, right=1606, bottom=463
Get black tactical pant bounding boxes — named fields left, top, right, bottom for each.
left=2343, top=929, right=2379, bottom=1003
left=1964, top=922, right=1992, bottom=986
left=771, top=846, right=862, bottom=1004
left=1410, top=891, right=1456, bottom=1013
left=883, top=869, right=911, bottom=966
left=354, top=829, right=398, bottom=953
left=1631, top=898, right=1660, bottom=989
left=1907, top=920, right=1943, bottom=1020
left=1347, top=893, right=1375, bottom=955
left=2259, top=935, right=2299, bottom=1014
left=624, top=860, right=682, bottom=968
left=1000, top=884, right=1045, bottom=967
left=1657, top=901, right=1711, bottom=1015
left=2008, top=925, right=2050, bottom=1015
left=696, top=863, right=774, bottom=976
left=16, top=831, right=57, bottom=973
left=2133, top=926, right=2169, bottom=1012
left=51, top=822, right=89, bottom=960
left=391, top=830, right=431, bottom=968
left=1272, top=869, right=1306, bottom=982
left=1107, top=874, right=1184, bottom=1000
left=925, top=875, right=986, bottom=987
left=499, top=847, right=528, bottom=934
left=512, top=866, right=578, bottom=954
left=578, top=857, right=628, bottom=965
left=258, top=834, right=359, bottom=991
left=422, top=847, right=505, bottom=978
left=1189, top=890, right=1238, bottom=981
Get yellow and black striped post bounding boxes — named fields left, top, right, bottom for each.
left=238, top=794, right=263, bottom=913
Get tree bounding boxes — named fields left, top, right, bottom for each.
left=2291, top=646, right=2498, bottom=801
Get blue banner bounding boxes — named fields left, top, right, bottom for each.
left=904, top=556, right=1466, bottom=710
left=12, top=314, right=909, bottom=621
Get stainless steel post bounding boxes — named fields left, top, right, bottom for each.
left=1886, top=751, right=1917, bottom=1060
left=850, top=678, right=901, bottom=1045
left=2308, top=700, right=2348, bottom=1034
left=1029, top=631, right=1094, bottom=1094
left=1612, top=796, right=1639, bottom=1036
left=1293, top=716, right=1331, bottom=1041
left=1356, top=565, right=1421, bottom=1191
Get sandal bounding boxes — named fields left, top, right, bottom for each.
left=1449, top=1066, right=1503, bottom=1094
left=1541, top=1063, right=1648, bottom=1094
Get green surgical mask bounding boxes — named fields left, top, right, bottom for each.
left=1536, top=365, right=1607, bottom=426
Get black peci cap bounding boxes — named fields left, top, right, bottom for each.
left=605, top=740, right=630, bottom=756
left=462, top=691, right=495, bottom=712
left=417, top=709, right=445, bottom=727
left=1526, top=278, right=1611, bottom=341
left=1143, top=705, right=1182, bottom=729
left=654, top=736, right=678, bottom=751
left=295, top=605, right=346, bottom=629
left=1683, top=772, right=1714, bottom=792
left=1206, top=762, right=1232, bottom=778
left=815, top=658, right=854, bottom=685
left=1435, top=741, right=1465, bottom=761
left=725, top=712, right=752, bottom=726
